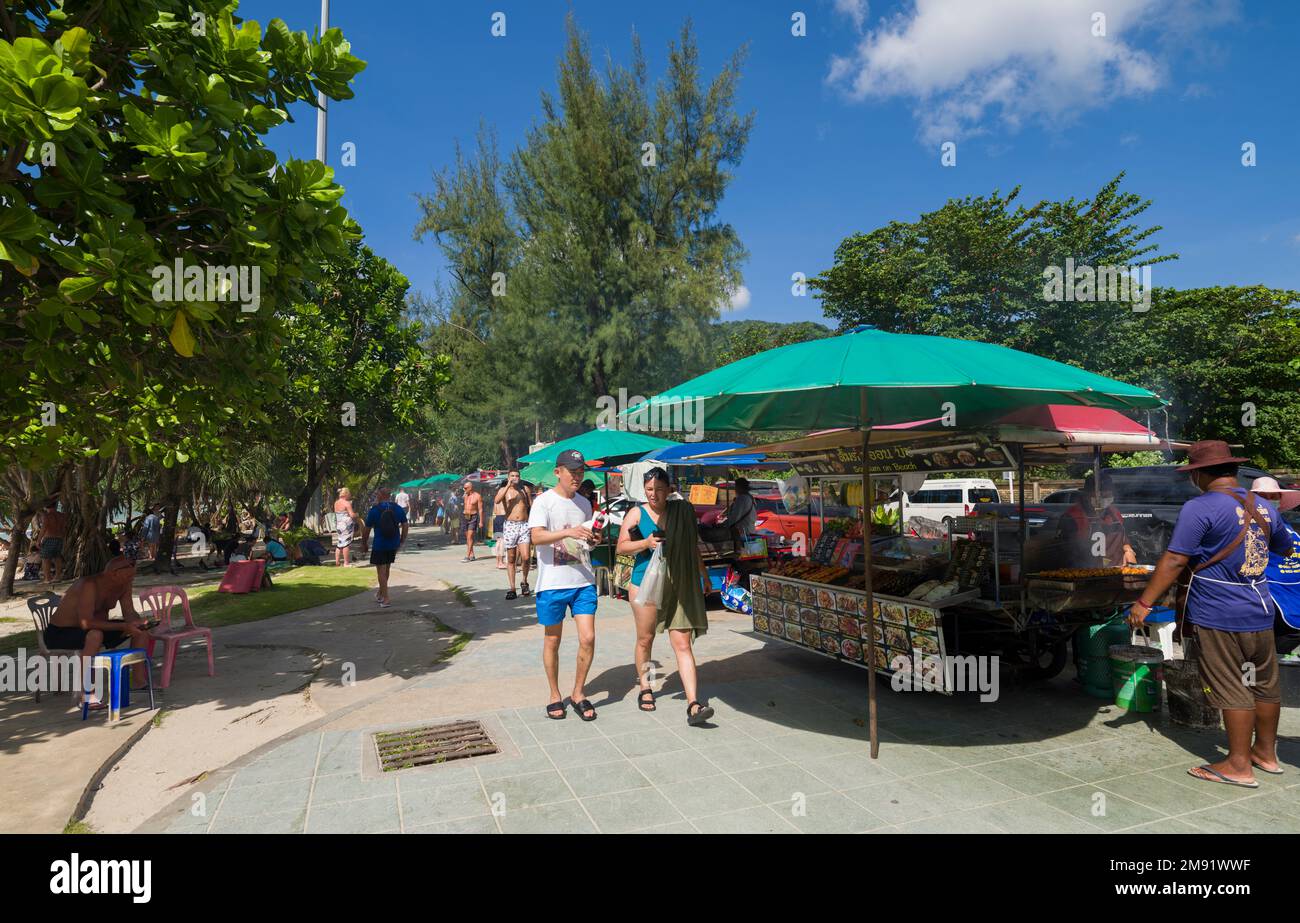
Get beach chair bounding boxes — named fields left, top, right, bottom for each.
left=139, top=586, right=215, bottom=689
left=27, top=593, right=75, bottom=703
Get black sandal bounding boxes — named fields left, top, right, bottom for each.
left=505, top=590, right=517, bottom=600
left=520, top=582, right=531, bottom=596
left=570, top=698, right=597, bottom=721
left=687, top=701, right=715, bottom=726
left=545, top=700, right=567, bottom=720
left=637, top=689, right=656, bottom=712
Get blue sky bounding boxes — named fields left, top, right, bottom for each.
left=238, top=0, right=1299, bottom=325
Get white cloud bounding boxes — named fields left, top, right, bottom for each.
left=827, top=0, right=1239, bottom=144
left=833, top=0, right=869, bottom=32
left=725, top=284, right=752, bottom=312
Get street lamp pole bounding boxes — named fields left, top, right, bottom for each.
left=315, top=0, right=329, bottom=163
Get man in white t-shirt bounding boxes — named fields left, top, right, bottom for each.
left=395, top=489, right=411, bottom=513
left=529, top=449, right=599, bottom=721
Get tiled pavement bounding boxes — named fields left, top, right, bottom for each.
left=135, top=536, right=1300, bottom=834
left=150, top=668, right=1300, bottom=834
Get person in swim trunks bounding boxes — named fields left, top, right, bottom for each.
left=495, top=469, right=533, bottom=600
left=35, top=497, right=67, bottom=584
left=461, top=480, right=483, bottom=562
left=45, top=555, right=153, bottom=704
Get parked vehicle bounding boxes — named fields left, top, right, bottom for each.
left=902, top=478, right=1001, bottom=525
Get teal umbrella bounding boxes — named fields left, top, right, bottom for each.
left=519, top=429, right=678, bottom=466
left=397, top=476, right=432, bottom=488
left=624, top=325, right=1163, bottom=430
left=624, top=326, right=1164, bottom=758
left=418, top=473, right=462, bottom=487
left=520, top=461, right=606, bottom=489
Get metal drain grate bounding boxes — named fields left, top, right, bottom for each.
left=373, top=720, right=499, bottom=772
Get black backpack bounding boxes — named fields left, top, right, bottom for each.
left=378, top=504, right=399, bottom=541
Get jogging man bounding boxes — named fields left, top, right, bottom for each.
left=496, top=469, right=533, bottom=600
left=529, top=450, right=599, bottom=721
left=461, top=481, right=482, bottom=562
left=365, top=488, right=408, bottom=608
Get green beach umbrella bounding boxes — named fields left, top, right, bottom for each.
left=623, top=325, right=1164, bottom=759
left=623, top=325, right=1164, bottom=431
left=418, top=473, right=462, bottom=487
left=520, top=461, right=606, bottom=489
left=518, top=429, right=678, bottom=466
left=396, top=477, right=428, bottom=488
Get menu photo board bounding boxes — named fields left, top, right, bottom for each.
left=793, top=436, right=1012, bottom=478
left=748, top=574, right=952, bottom=694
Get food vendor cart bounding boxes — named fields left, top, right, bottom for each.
left=690, top=409, right=1184, bottom=690
left=621, top=325, right=1166, bottom=756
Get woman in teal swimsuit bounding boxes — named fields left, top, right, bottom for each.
left=616, top=468, right=713, bottom=725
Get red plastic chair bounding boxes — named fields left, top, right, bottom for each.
left=139, top=585, right=214, bottom=688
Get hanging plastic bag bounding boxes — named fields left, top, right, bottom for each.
left=638, top=544, right=667, bottom=608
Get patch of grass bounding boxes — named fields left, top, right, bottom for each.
left=62, top=819, right=95, bottom=834
left=0, top=629, right=37, bottom=657
left=436, top=631, right=473, bottom=664
left=441, top=582, right=474, bottom=607
left=151, top=708, right=171, bottom=728
left=186, top=565, right=374, bottom=629
left=0, top=567, right=374, bottom=655
left=0, top=615, right=23, bottom=623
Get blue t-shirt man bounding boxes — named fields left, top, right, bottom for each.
left=1167, top=488, right=1292, bottom=632
left=141, top=511, right=161, bottom=542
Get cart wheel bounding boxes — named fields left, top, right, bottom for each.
left=1009, top=639, right=1069, bottom=680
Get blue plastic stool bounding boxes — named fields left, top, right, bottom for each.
left=82, top=648, right=156, bottom=721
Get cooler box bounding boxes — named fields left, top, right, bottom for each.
left=707, top=565, right=730, bottom=594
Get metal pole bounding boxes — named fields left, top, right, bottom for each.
left=860, top=388, right=878, bottom=759
left=315, top=0, right=330, bottom=164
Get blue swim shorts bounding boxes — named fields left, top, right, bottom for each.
left=536, top=585, right=598, bottom=626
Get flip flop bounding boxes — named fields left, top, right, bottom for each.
left=637, top=689, right=656, bottom=712
left=1187, top=765, right=1259, bottom=788
left=1251, top=758, right=1285, bottom=775
left=569, top=698, right=597, bottom=721
left=545, top=700, right=567, bottom=720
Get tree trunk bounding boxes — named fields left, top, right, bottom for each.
left=291, top=428, right=327, bottom=528
left=0, top=512, right=31, bottom=599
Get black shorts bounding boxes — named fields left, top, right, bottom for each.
left=370, top=546, right=397, bottom=566
left=45, top=624, right=127, bottom=651
left=465, top=515, right=480, bottom=533
left=493, top=514, right=506, bottom=534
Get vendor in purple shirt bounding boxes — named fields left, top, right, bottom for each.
left=1129, top=441, right=1293, bottom=789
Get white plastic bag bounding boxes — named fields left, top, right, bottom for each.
left=637, top=544, right=667, bottom=608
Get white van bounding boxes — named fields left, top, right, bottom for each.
left=903, top=478, right=1001, bottom=524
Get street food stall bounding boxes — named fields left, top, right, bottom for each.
left=687, top=407, right=1182, bottom=693
left=620, top=325, right=1166, bottom=756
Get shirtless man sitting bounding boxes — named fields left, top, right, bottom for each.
left=495, top=470, right=533, bottom=599
left=44, top=556, right=152, bottom=705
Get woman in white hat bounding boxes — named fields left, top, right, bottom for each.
left=1252, top=477, right=1300, bottom=634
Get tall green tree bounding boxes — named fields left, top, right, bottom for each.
left=810, top=172, right=1176, bottom=373
left=269, top=243, right=446, bottom=526
left=416, top=16, right=752, bottom=454
left=713, top=319, right=833, bottom=365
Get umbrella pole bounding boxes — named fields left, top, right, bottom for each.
left=860, top=389, right=878, bottom=759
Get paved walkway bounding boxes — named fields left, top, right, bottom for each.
left=133, top=539, right=1300, bottom=834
